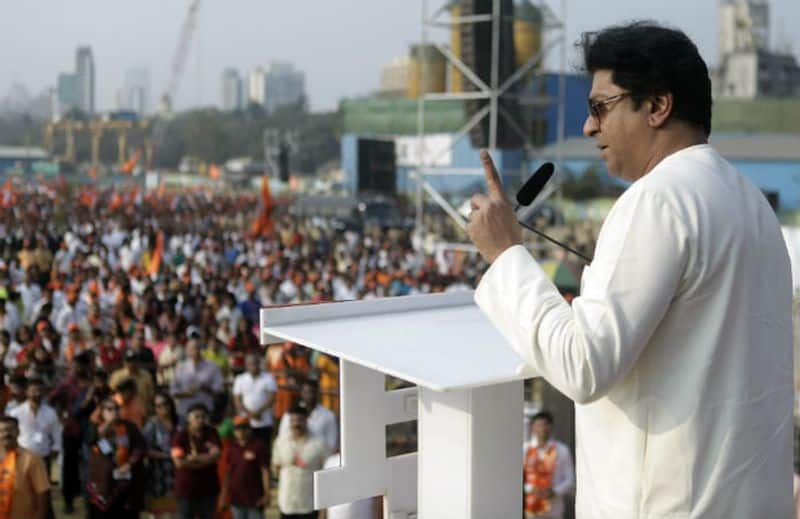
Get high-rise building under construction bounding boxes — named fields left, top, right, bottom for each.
left=75, top=46, right=95, bottom=115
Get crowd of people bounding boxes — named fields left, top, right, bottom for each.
left=0, top=177, right=605, bottom=518
left=0, top=180, right=530, bottom=519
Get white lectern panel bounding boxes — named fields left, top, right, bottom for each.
left=260, top=291, right=534, bottom=391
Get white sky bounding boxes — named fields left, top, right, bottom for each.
left=0, top=0, right=797, bottom=112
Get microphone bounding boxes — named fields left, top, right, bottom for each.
left=515, top=162, right=554, bottom=209
left=514, top=162, right=593, bottom=264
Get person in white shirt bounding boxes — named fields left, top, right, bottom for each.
left=272, top=404, right=328, bottom=519
left=0, top=301, right=19, bottom=339
left=467, top=22, right=793, bottom=518
left=233, top=353, right=278, bottom=449
left=7, top=377, right=61, bottom=463
left=53, top=288, right=87, bottom=336
left=4, top=375, right=27, bottom=415
left=522, top=411, right=574, bottom=519
left=17, top=272, right=42, bottom=325
left=278, top=379, right=338, bottom=452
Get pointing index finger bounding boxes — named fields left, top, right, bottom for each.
left=480, top=149, right=505, bottom=200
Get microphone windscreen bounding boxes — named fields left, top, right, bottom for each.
left=516, top=162, right=555, bottom=207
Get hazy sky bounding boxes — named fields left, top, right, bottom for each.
left=1, top=0, right=798, bottom=113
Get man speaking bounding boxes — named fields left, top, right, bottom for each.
left=468, top=22, right=793, bottom=518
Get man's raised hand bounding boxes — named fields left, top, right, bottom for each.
left=466, top=150, right=522, bottom=263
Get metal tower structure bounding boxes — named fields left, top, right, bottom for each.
left=414, top=0, right=567, bottom=238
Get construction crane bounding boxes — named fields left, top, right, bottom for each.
left=158, top=0, right=201, bottom=115
left=148, top=0, right=201, bottom=167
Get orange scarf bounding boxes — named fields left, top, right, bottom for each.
left=90, top=422, right=130, bottom=466
left=0, top=450, right=17, bottom=519
left=524, top=443, right=557, bottom=515
left=115, top=423, right=130, bottom=467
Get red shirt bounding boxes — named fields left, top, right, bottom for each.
left=226, top=437, right=269, bottom=507
left=171, top=426, right=221, bottom=499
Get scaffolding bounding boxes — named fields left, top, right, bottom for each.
left=414, top=0, right=567, bottom=240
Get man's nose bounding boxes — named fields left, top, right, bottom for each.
left=583, top=114, right=599, bottom=137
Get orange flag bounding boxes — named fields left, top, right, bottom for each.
left=209, top=164, right=221, bottom=180
left=157, top=179, right=166, bottom=199
left=108, top=192, right=123, bottom=211
left=121, top=150, right=141, bottom=175
left=1, top=179, right=16, bottom=209
left=249, top=175, right=274, bottom=237
left=148, top=231, right=165, bottom=276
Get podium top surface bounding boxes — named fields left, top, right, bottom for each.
left=260, top=291, right=534, bottom=392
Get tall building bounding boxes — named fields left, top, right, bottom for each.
left=264, top=62, right=306, bottom=112
left=57, top=73, right=77, bottom=114
left=248, top=67, right=267, bottom=106
left=715, top=0, right=800, bottom=98
left=75, top=46, right=95, bottom=114
left=221, top=68, right=243, bottom=111
left=114, top=68, right=149, bottom=114
left=119, top=68, right=150, bottom=115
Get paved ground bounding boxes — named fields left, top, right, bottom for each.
left=50, top=487, right=285, bottom=518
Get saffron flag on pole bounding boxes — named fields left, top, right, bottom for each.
left=148, top=231, right=165, bottom=276
left=121, top=150, right=141, bottom=175
left=209, top=164, right=221, bottom=180
left=250, top=175, right=274, bottom=237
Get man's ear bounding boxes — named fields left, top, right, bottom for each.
left=648, top=92, right=673, bottom=129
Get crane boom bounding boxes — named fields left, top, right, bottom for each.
left=149, top=0, right=201, bottom=168
left=158, top=0, right=201, bottom=114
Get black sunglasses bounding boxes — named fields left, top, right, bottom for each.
left=587, top=93, right=630, bottom=120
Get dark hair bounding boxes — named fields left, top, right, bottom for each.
left=116, top=378, right=138, bottom=395
left=581, top=21, right=712, bottom=136
left=187, top=403, right=209, bottom=416
left=531, top=411, right=554, bottom=425
left=154, top=391, right=179, bottom=424
left=300, top=378, right=319, bottom=392
left=8, top=375, right=26, bottom=388
left=288, top=403, right=309, bottom=418
left=0, top=416, right=18, bottom=428
left=26, top=376, right=44, bottom=388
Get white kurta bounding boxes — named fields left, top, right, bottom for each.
left=476, top=144, right=794, bottom=518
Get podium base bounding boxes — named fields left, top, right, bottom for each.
left=418, top=381, right=524, bottom=519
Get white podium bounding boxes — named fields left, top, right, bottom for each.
left=261, top=291, right=535, bottom=519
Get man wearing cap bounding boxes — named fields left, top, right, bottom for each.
left=223, top=416, right=271, bottom=519
left=110, top=350, right=155, bottom=416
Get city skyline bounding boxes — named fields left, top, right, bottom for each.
left=1, top=0, right=799, bottom=114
